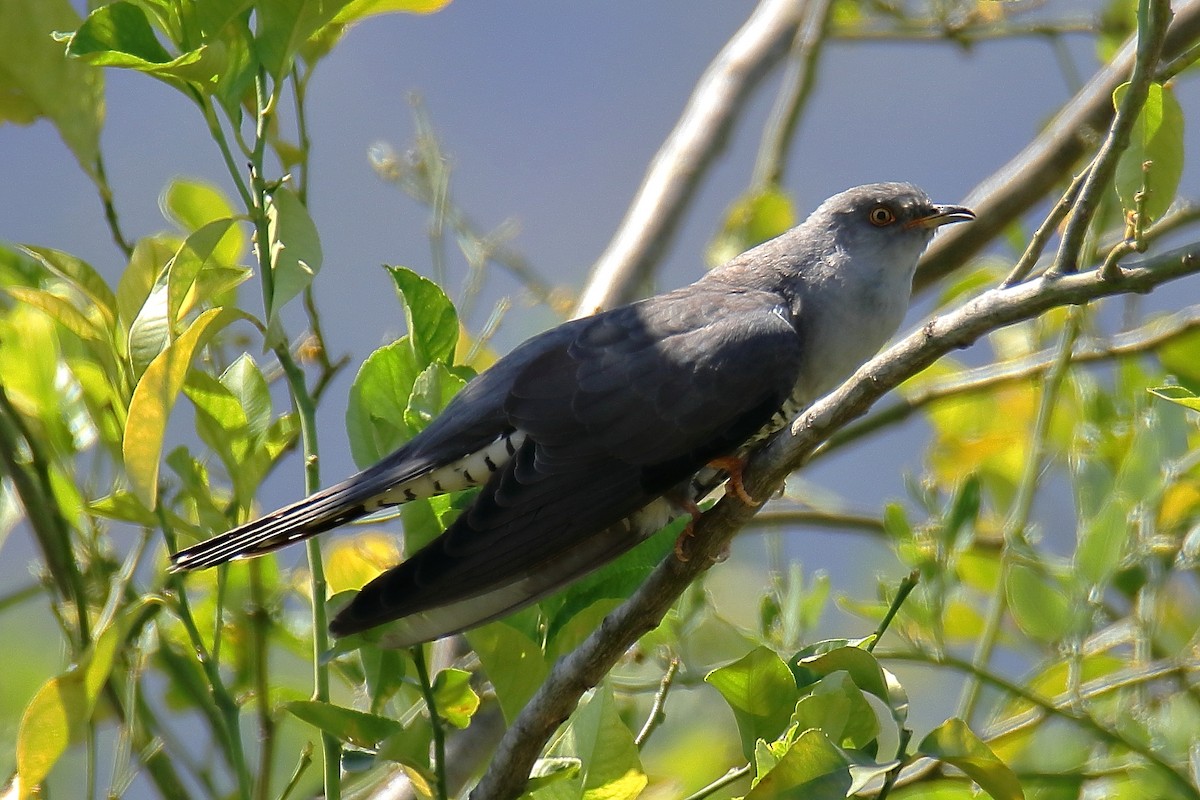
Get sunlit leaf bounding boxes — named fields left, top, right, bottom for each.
left=1149, top=385, right=1200, bottom=412
left=792, top=671, right=879, bottom=750
left=918, top=718, right=1024, bottom=800
left=745, top=728, right=852, bottom=799
left=346, top=339, right=421, bottom=467
left=1005, top=562, right=1075, bottom=642
left=707, top=645, right=798, bottom=758
left=466, top=622, right=547, bottom=723
left=123, top=306, right=244, bottom=507
left=430, top=668, right=479, bottom=729
left=0, top=0, right=103, bottom=177
left=386, top=266, right=459, bottom=367
left=556, top=685, right=648, bottom=800
left=1113, top=82, right=1184, bottom=224
left=64, top=2, right=225, bottom=85
left=23, top=246, right=116, bottom=329
left=264, top=187, right=322, bottom=346
left=16, top=602, right=147, bottom=793
left=405, top=362, right=467, bottom=433
left=285, top=700, right=404, bottom=748
left=707, top=185, right=796, bottom=267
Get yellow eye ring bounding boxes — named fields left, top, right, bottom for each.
left=869, top=206, right=896, bottom=227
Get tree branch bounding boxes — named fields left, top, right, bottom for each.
left=914, top=0, right=1200, bottom=292
left=469, top=240, right=1200, bottom=800
left=573, top=0, right=805, bottom=317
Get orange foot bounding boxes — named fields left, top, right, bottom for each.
left=708, top=455, right=762, bottom=506
left=673, top=498, right=703, bottom=562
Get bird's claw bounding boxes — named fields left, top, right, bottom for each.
left=708, top=456, right=761, bottom=506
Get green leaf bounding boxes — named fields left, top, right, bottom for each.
left=706, top=646, right=799, bottom=758
left=544, top=520, right=679, bottom=650
left=794, top=646, right=890, bottom=707
left=431, top=668, right=480, bottom=729
left=285, top=700, right=403, bottom=748
left=405, top=362, right=467, bottom=433
left=221, top=354, right=272, bottom=439
left=708, top=185, right=797, bottom=267
left=1149, top=385, right=1200, bottom=412
left=0, top=0, right=103, bottom=177
left=346, top=339, right=422, bottom=467
left=1005, top=562, right=1075, bottom=642
left=116, top=236, right=175, bottom=337
left=550, top=685, right=647, bottom=800
left=161, top=178, right=245, bottom=265
left=1075, top=495, right=1131, bottom=587
left=1113, top=82, right=1185, bottom=224
left=24, top=246, right=117, bottom=330
left=167, top=217, right=242, bottom=325
left=123, top=306, right=244, bottom=508
left=526, top=758, right=583, bottom=792
left=2, top=286, right=105, bottom=342
left=128, top=279, right=171, bottom=377
left=918, top=718, right=1024, bottom=800
left=792, top=671, right=880, bottom=750
left=330, top=0, right=454, bottom=25
left=466, top=622, right=548, bottom=723
left=255, top=0, right=356, bottom=77
left=17, top=601, right=146, bottom=791
left=265, top=187, right=322, bottom=346
left=64, top=1, right=220, bottom=85
left=745, top=729, right=852, bottom=800
left=89, top=491, right=158, bottom=526
left=942, top=474, right=980, bottom=550
left=386, top=266, right=459, bottom=366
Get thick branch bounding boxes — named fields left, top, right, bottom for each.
left=470, top=240, right=1200, bottom=800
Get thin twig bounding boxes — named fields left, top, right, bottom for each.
left=92, top=152, right=133, bottom=258
left=634, top=657, right=681, bottom=749
left=880, top=650, right=1199, bottom=799
left=681, top=765, right=753, bottom=800
left=1003, top=164, right=1092, bottom=286
left=867, top=570, right=920, bottom=653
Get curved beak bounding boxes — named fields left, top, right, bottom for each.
left=909, top=204, right=975, bottom=230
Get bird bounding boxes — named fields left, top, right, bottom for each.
left=170, top=182, right=973, bottom=647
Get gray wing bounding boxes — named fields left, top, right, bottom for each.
left=330, top=286, right=806, bottom=641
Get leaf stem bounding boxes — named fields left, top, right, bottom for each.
left=413, top=646, right=449, bottom=800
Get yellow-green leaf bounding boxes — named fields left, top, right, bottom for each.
left=0, top=0, right=103, bottom=177
left=123, top=306, right=244, bottom=507
left=264, top=187, right=321, bottom=346
left=918, top=718, right=1024, bottom=800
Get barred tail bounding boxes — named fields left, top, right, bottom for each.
left=169, top=470, right=403, bottom=572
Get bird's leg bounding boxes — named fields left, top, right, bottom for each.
left=708, top=455, right=761, bottom=506
left=672, top=496, right=704, bottom=562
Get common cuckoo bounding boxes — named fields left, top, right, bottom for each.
left=170, top=182, right=974, bottom=646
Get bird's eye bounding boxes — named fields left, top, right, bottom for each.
left=868, top=205, right=896, bottom=227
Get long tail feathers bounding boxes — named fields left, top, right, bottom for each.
left=169, top=474, right=392, bottom=572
